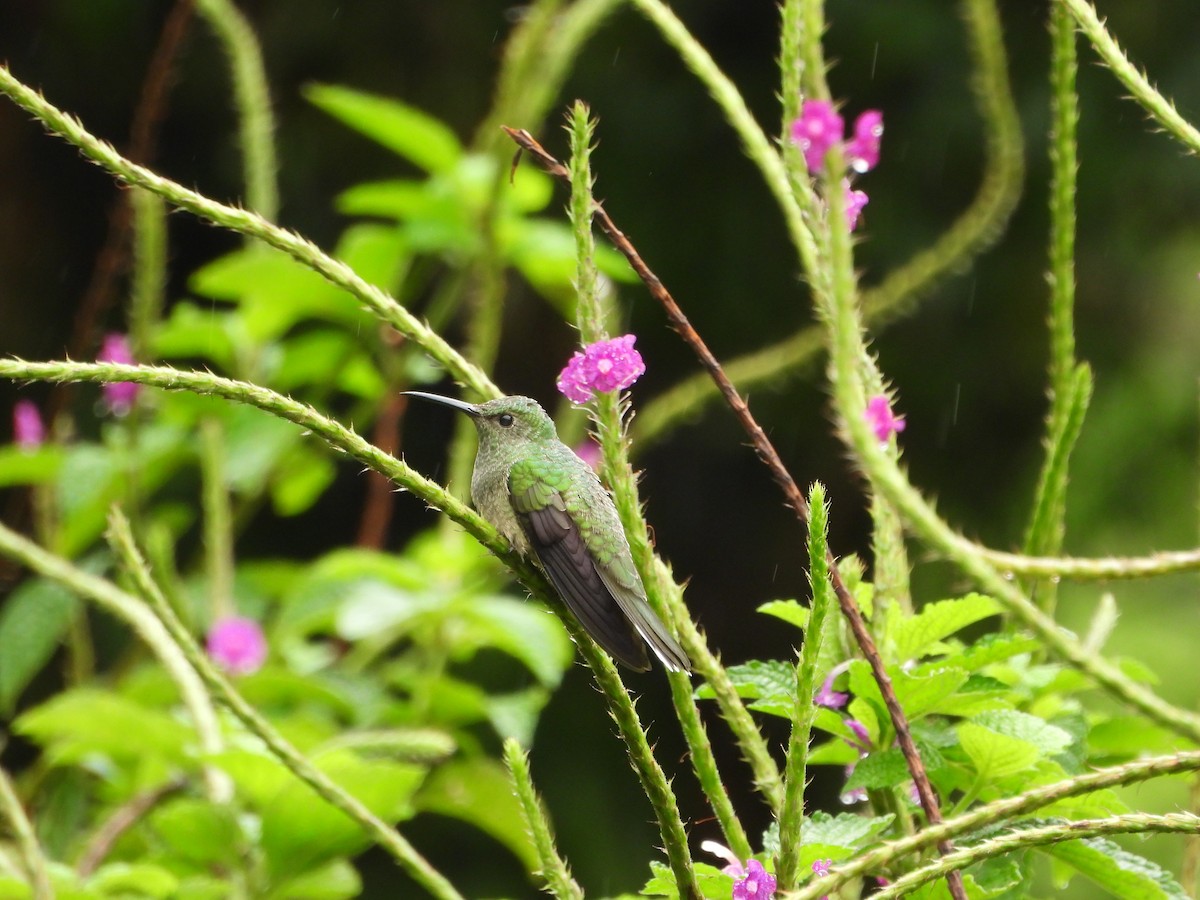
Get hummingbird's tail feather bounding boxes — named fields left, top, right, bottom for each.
left=521, top=503, right=652, bottom=671
left=596, top=568, right=692, bottom=674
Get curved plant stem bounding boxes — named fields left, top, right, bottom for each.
left=502, top=739, right=585, bottom=900
left=776, top=483, right=835, bottom=890
left=1022, top=1, right=1085, bottom=620
left=867, top=814, right=1200, bottom=900
left=0, top=64, right=495, bottom=399
left=0, top=765, right=52, bottom=899
left=507, top=125, right=785, bottom=813
left=104, top=509, right=465, bottom=900
left=795, top=748, right=1200, bottom=899
left=632, top=0, right=1024, bottom=449
left=0, top=522, right=226, bottom=800
left=976, top=544, right=1200, bottom=580
left=1058, top=0, right=1200, bottom=157
left=194, top=0, right=279, bottom=221
left=0, top=357, right=698, bottom=897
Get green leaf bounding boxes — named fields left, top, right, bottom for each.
left=0, top=445, right=63, bottom=488
left=642, top=861, right=734, bottom=898
left=270, top=443, right=337, bottom=517
left=958, top=709, right=1075, bottom=783
left=86, top=862, right=179, bottom=897
left=152, top=302, right=241, bottom=370
left=890, top=594, right=1002, bottom=662
left=248, top=749, right=425, bottom=879
left=305, top=84, right=462, bottom=173
left=456, top=595, right=574, bottom=688
left=0, top=576, right=78, bottom=714
left=16, top=689, right=194, bottom=767
left=802, top=810, right=896, bottom=849
left=843, top=749, right=916, bottom=793
left=696, top=660, right=794, bottom=718
left=148, top=798, right=243, bottom=867
left=954, top=633, right=1040, bottom=671
left=1041, top=833, right=1187, bottom=899
left=757, top=599, right=809, bottom=630
left=415, top=757, right=539, bottom=871
left=267, top=860, right=361, bottom=900
left=973, top=710, right=1074, bottom=756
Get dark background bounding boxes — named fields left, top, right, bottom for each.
left=2, top=1, right=1200, bottom=896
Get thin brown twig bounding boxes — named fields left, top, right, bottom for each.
left=76, top=776, right=187, bottom=876
left=502, top=124, right=965, bottom=897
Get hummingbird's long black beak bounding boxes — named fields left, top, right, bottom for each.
left=402, top=391, right=481, bottom=416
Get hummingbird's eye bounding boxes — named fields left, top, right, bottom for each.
left=498, top=413, right=515, bottom=428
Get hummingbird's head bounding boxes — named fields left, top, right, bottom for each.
left=470, top=396, right=557, bottom=451
left=404, top=392, right=557, bottom=453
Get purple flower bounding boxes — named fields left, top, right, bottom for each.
left=844, top=182, right=870, bottom=232
left=791, top=100, right=845, bottom=172
left=733, top=860, right=776, bottom=900
left=840, top=763, right=868, bottom=805
left=556, top=335, right=646, bottom=404
left=865, top=395, right=906, bottom=445
left=13, top=400, right=45, bottom=450
left=846, top=110, right=884, bottom=174
left=701, top=842, right=776, bottom=899
left=575, top=439, right=602, bottom=471
left=845, top=719, right=872, bottom=753
left=97, top=333, right=141, bottom=415
left=815, top=663, right=849, bottom=709
left=206, top=616, right=267, bottom=676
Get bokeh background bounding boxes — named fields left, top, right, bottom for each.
left=2, top=1, right=1199, bottom=896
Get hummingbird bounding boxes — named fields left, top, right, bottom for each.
left=404, top=392, right=691, bottom=673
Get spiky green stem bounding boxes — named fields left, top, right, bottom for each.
left=0, top=764, right=51, bottom=899
left=0, top=64, right=494, bottom=399
left=776, top=484, right=835, bottom=890
left=0, top=519, right=226, bottom=801
left=794, top=749, right=1200, bottom=900
left=866, top=814, right=1200, bottom=900
left=195, top=0, right=279, bottom=222
left=502, top=739, right=585, bottom=900
left=565, top=103, right=706, bottom=886
left=632, top=0, right=1023, bottom=449
left=1058, top=0, right=1200, bottom=156
left=104, top=508, right=465, bottom=900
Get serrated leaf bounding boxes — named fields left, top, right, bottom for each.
left=306, top=84, right=462, bottom=173
left=959, top=723, right=1041, bottom=781
left=891, top=594, right=1001, bottom=662
left=0, top=576, right=78, bottom=714
left=695, top=660, right=793, bottom=707
left=973, top=710, right=1073, bottom=756
left=1041, top=834, right=1187, bottom=899
left=642, top=861, right=734, bottom=898
left=955, top=632, right=1040, bottom=671
left=802, top=810, right=896, bottom=849
left=843, top=749, right=917, bottom=793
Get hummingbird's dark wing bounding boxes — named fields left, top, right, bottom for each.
left=508, top=460, right=691, bottom=673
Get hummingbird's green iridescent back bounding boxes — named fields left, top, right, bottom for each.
left=406, top=392, right=690, bottom=672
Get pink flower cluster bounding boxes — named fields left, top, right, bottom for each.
left=206, top=616, right=268, bottom=676
left=702, top=841, right=776, bottom=900
left=13, top=400, right=45, bottom=450
left=97, top=333, right=141, bottom=415
left=556, top=335, right=646, bottom=404
left=790, top=100, right=883, bottom=231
